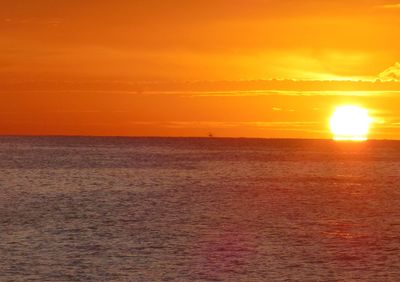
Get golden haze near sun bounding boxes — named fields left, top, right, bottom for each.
left=330, top=106, right=373, bottom=141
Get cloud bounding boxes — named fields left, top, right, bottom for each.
left=378, top=3, right=400, bottom=9
left=127, top=121, right=319, bottom=130
left=379, top=62, right=400, bottom=81
left=1, top=80, right=400, bottom=97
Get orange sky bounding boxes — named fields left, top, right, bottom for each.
left=1, top=0, right=400, bottom=139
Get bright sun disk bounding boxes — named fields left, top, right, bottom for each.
left=330, top=105, right=372, bottom=141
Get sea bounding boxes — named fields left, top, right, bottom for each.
left=0, top=137, right=399, bottom=281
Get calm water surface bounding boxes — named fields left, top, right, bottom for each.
left=0, top=137, right=400, bottom=281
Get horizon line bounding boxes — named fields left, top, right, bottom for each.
left=0, top=134, right=398, bottom=142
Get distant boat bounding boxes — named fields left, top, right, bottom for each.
left=208, top=133, right=214, bottom=138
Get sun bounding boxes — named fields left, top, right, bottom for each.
left=329, top=106, right=372, bottom=141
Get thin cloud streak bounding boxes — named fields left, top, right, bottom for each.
left=377, top=3, right=400, bottom=8
left=2, top=89, right=399, bottom=97
left=127, top=121, right=320, bottom=128
left=1, top=79, right=400, bottom=97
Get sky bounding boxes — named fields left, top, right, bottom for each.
left=1, top=0, right=400, bottom=139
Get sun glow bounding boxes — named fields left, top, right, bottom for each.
left=329, top=106, right=372, bottom=141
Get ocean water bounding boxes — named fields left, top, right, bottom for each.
left=0, top=137, right=400, bottom=281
